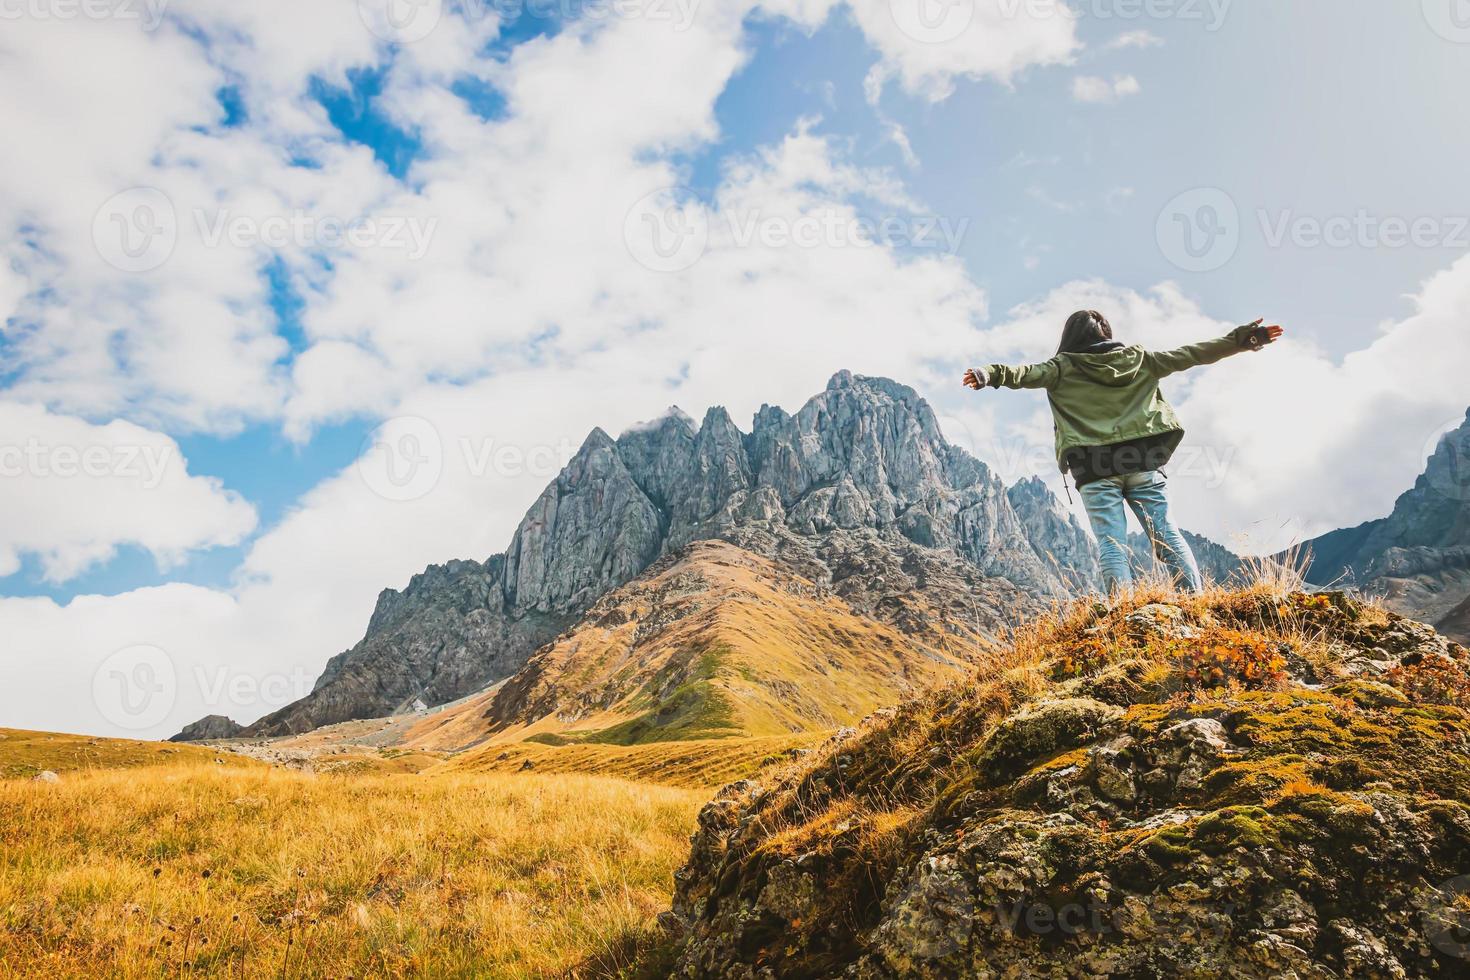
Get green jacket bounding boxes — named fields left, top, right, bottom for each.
left=974, top=324, right=1263, bottom=470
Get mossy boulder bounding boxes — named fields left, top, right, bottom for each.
left=663, top=591, right=1470, bottom=978
left=969, top=697, right=1124, bottom=783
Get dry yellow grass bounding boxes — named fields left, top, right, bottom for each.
left=442, top=733, right=822, bottom=788
left=0, top=728, right=263, bottom=779
left=0, top=744, right=705, bottom=978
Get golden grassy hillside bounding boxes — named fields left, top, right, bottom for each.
left=480, top=540, right=986, bottom=747
left=399, top=685, right=508, bottom=752
left=442, top=733, right=821, bottom=789
left=0, top=728, right=262, bottom=779
left=0, top=733, right=705, bottom=978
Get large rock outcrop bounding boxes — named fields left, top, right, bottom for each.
left=663, top=590, right=1470, bottom=978
left=169, top=714, right=244, bottom=742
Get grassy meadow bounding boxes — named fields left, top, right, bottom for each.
left=0, top=732, right=708, bottom=978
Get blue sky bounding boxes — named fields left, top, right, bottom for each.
left=3, top=0, right=1469, bottom=736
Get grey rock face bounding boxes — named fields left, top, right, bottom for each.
left=662, top=407, right=754, bottom=550
left=720, top=522, right=1038, bottom=644
left=1304, top=408, right=1470, bottom=630
left=1006, top=475, right=1098, bottom=590
left=504, top=428, right=664, bottom=614
left=248, top=373, right=1113, bottom=735
left=170, top=714, right=244, bottom=742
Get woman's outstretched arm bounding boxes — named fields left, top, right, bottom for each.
left=1144, top=319, right=1284, bottom=378
left=963, top=359, right=1062, bottom=391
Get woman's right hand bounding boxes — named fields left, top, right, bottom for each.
left=963, top=368, right=985, bottom=390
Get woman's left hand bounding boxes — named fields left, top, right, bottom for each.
left=963, top=369, right=984, bottom=390
left=1246, top=318, right=1285, bottom=347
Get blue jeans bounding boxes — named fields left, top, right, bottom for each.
left=1079, top=470, right=1202, bottom=595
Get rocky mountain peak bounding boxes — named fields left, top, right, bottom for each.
left=761, top=371, right=951, bottom=516
left=616, top=409, right=698, bottom=513
left=1005, top=475, right=1097, bottom=590
left=1402, top=409, right=1470, bottom=540
left=619, top=407, right=697, bottom=441
left=238, top=373, right=1148, bottom=737
left=751, top=402, right=789, bottom=430
left=825, top=368, right=855, bottom=390
left=698, top=404, right=737, bottom=434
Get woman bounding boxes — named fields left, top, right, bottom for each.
left=964, top=310, right=1283, bottom=594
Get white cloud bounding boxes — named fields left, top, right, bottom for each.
left=0, top=0, right=1081, bottom=439
left=1072, top=74, right=1141, bottom=104
left=1027, top=184, right=1077, bottom=213
left=1104, top=186, right=1136, bottom=212
left=0, top=402, right=257, bottom=581
left=845, top=0, right=1080, bottom=101
left=0, top=585, right=245, bottom=738
left=0, top=3, right=496, bottom=432
left=863, top=65, right=920, bottom=167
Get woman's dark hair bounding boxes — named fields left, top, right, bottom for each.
left=1057, top=309, right=1113, bottom=355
